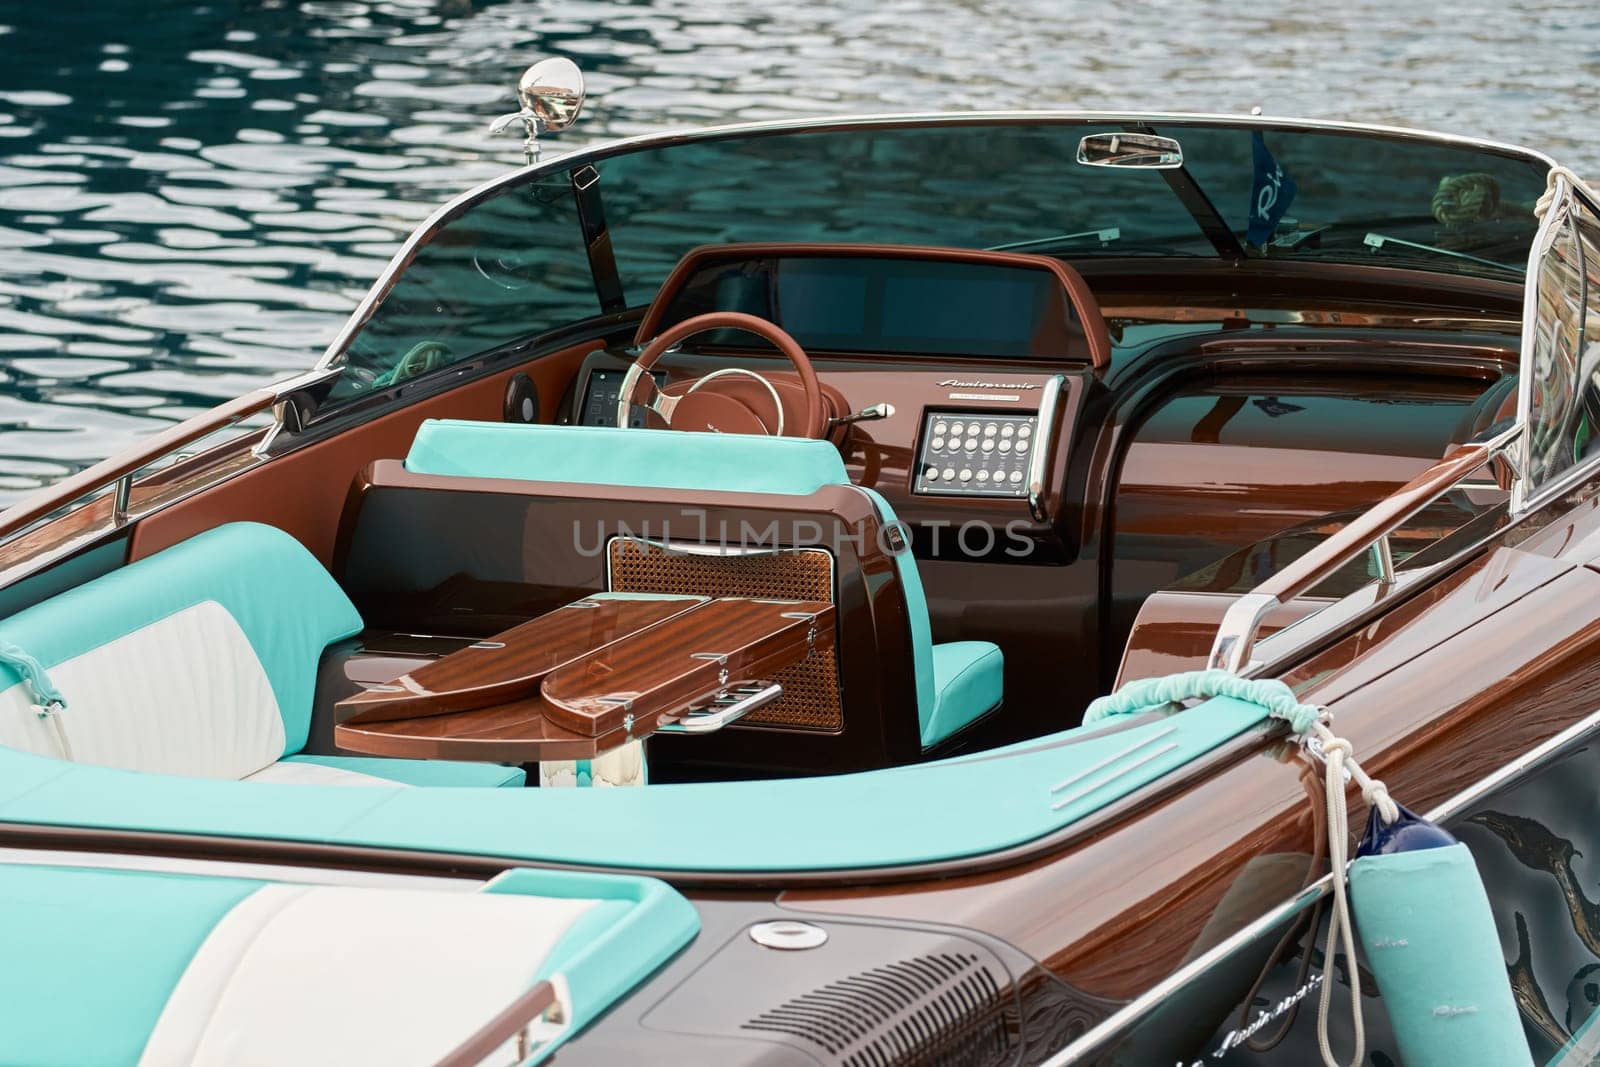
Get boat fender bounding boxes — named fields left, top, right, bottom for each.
left=1348, top=804, right=1532, bottom=1067
left=1083, top=670, right=1532, bottom=1066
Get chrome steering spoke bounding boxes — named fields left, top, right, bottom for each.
left=615, top=363, right=680, bottom=428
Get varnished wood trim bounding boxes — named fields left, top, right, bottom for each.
left=542, top=598, right=834, bottom=735
left=337, top=596, right=699, bottom=724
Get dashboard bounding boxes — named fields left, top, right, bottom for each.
left=562, top=243, right=1103, bottom=549
left=577, top=367, right=667, bottom=428
left=913, top=411, right=1038, bottom=498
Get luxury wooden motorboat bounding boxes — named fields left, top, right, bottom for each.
left=3, top=58, right=1600, bottom=1066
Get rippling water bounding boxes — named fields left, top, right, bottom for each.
left=0, top=0, right=1595, bottom=502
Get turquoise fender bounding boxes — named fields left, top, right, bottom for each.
left=1349, top=842, right=1532, bottom=1067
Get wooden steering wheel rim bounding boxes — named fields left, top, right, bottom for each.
left=629, top=311, right=827, bottom=439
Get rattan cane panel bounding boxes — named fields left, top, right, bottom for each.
left=606, top=538, right=841, bottom=731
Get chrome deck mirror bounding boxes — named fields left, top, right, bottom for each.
left=489, top=57, right=586, bottom=165
left=1076, top=132, right=1183, bottom=169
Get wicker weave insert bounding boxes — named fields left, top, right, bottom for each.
left=606, top=537, right=841, bottom=731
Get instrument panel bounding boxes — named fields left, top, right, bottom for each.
left=913, top=411, right=1038, bottom=498
left=578, top=367, right=667, bottom=427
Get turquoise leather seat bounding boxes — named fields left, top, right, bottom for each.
left=0, top=522, right=524, bottom=788
left=406, top=420, right=1003, bottom=748
left=0, top=862, right=697, bottom=1066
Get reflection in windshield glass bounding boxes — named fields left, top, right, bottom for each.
left=330, top=120, right=1548, bottom=402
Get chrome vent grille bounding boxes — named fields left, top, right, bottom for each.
left=741, top=952, right=1015, bottom=1066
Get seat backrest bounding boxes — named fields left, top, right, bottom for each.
left=403, top=421, right=938, bottom=737
left=0, top=522, right=362, bottom=778
left=407, top=419, right=851, bottom=495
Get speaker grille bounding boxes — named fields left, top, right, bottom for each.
left=741, top=952, right=1015, bottom=1066
left=606, top=537, right=841, bottom=731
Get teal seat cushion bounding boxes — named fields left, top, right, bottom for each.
left=285, top=754, right=525, bottom=788
left=0, top=695, right=1276, bottom=872
left=0, top=864, right=264, bottom=1067
left=0, top=522, right=362, bottom=757
left=856, top=488, right=936, bottom=730
left=406, top=420, right=850, bottom=496
left=924, top=641, right=1004, bottom=747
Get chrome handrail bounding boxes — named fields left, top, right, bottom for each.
left=0, top=366, right=339, bottom=545
left=1028, top=374, right=1066, bottom=523
left=1206, top=423, right=1522, bottom=673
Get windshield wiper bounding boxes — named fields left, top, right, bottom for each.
left=988, top=228, right=1120, bottom=253
left=1362, top=232, right=1518, bottom=273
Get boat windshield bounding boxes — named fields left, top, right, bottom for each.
left=329, top=119, right=1548, bottom=400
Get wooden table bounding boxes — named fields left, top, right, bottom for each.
left=334, top=594, right=834, bottom=763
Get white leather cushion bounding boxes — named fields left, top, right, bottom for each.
left=244, top=761, right=407, bottom=788
left=0, top=601, right=285, bottom=779
left=139, top=884, right=597, bottom=1067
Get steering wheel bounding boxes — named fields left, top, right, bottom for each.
left=616, top=311, right=827, bottom=438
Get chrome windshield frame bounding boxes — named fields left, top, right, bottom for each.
left=1511, top=173, right=1600, bottom=516
left=311, top=109, right=1560, bottom=375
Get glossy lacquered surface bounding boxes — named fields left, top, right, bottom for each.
left=335, top=595, right=696, bottom=723
left=335, top=592, right=835, bottom=761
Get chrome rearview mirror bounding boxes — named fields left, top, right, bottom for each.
left=489, top=57, right=586, bottom=165
left=1076, top=132, right=1184, bottom=169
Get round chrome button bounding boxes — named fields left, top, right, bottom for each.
left=958, top=469, right=973, bottom=482
left=934, top=422, right=948, bottom=436
left=749, top=920, right=829, bottom=951
left=949, top=422, right=964, bottom=435
left=1018, top=424, right=1033, bottom=438
left=983, top=423, right=997, bottom=436
left=980, top=439, right=995, bottom=453
left=1009, top=469, right=1023, bottom=483
left=998, top=440, right=1012, bottom=454
left=1015, top=439, right=1029, bottom=455
left=1000, top=424, right=1014, bottom=438
left=925, top=467, right=940, bottom=482
left=976, top=470, right=990, bottom=482
left=943, top=467, right=956, bottom=480
left=964, top=437, right=978, bottom=451
left=931, top=436, right=945, bottom=451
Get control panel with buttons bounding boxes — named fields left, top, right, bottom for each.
left=912, top=410, right=1039, bottom=498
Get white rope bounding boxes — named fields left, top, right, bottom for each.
left=1307, top=716, right=1398, bottom=1067
left=1536, top=165, right=1599, bottom=219
left=1084, top=671, right=1404, bottom=1067
left=38, top=702, right=72, bottom=762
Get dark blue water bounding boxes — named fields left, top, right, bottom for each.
left=0, top=0, right=1595, bottom=502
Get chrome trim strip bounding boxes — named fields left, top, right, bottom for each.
left=1042, top=701, right=1600, bottom=1065
left=1027, top=374, right=1065, bottom=523
left=657, top=682, right=783, bottom=734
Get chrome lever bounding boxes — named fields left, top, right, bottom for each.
left=658, top=682, right=782, bottom=734
left=828, top=402, right=895, bottom=431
